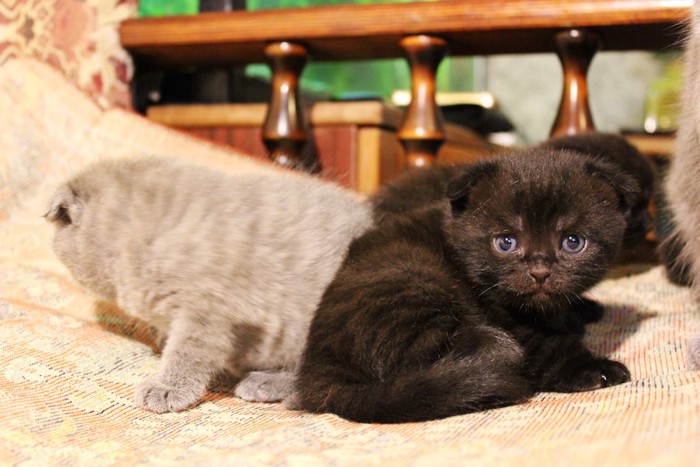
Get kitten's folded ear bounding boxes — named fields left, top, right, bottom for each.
left=45, top=185, right=83, bottom=226
left=447, top=161, right=499, bottom=213
left=584, top=159, right=641, bottom=214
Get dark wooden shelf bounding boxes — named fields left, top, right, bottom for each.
left=120, top=0, right=691, bottom=69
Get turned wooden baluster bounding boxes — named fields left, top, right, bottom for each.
left=550, top=29, right=600, bottom=137
left=263, top=41, right=315, bottom=171
left=398, top=35, right=448, bottom=168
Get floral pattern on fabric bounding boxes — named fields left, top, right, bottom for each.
left=0, top=0, right=137, bottom=108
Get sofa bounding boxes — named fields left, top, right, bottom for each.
left=1, top=53, right=698, bottom=467
left=1, top=1, right=699, bottom=465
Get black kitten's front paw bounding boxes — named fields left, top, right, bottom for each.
left=587, top=359, right=630, bottom=389
left=547, top=359, right=630, bottom=392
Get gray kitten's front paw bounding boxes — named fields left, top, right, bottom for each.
left=234, top=370, right=294, bottom=402
left=135, top=376, right=205, bottom=413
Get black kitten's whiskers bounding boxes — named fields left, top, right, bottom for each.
left=479, top=281, right=506, bottom=298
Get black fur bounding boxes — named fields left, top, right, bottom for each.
left=295, top=148, right=637, bottom=423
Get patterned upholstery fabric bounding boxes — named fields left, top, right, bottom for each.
left=0, top=57, right=698, bottom=466
left=0, top=0, right=136, bottom=109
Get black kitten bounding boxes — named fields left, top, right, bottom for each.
left=294, top=148, right=637, bottom=423
left=377, top=132, right=653, bottom=325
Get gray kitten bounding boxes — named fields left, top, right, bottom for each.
left=45, top=157, right=372, bottom=412
left=659, top=1, right=700, bottom=370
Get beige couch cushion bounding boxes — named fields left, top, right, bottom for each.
left=1, top=58, right=698, bottom=466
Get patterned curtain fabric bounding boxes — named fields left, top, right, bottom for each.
left=0, top=0, right=137, bottom=109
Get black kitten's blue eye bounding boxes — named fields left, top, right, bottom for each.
left=494, top=235, right=518, bottom=254
left=561, top=234, right=586, bottom=254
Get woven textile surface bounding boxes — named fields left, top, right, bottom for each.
left=1, top=57, right=699, bottom=466
left=0, top=0, right=137, bottom=109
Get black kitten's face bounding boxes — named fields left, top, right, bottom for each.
left=446, top=150, right=632, bottom=313
left=476, top=213, right=610, bottom=312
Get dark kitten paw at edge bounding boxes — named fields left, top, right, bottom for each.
left=537, top=358, right=630, bottom=393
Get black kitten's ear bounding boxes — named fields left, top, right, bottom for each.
left=584, top=159, right=641, bottom=214
left=447, top=161, right=499, bottom=214
left=45, top=185, right=83, bottom=226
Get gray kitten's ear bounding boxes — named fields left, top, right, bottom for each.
left=45, top=185, right=83, bottom=226
left=584, top=159, right=641, bottom=214
left=447, top=161, right=499, bottom=214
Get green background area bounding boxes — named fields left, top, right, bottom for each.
left=137, top=0, right=478, bottom=100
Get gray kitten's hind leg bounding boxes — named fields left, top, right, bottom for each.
left=135, top=312, right=232, bottom=413
left=234, top=370, right=296, bottom=402
left=658, top=231, right=694, bottom=287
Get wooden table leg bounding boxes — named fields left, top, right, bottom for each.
left=398, top=35, right=447, bottom=169
left=550, top=29, right=600, bottom=137
left=263, top=41, right=316, bottom=171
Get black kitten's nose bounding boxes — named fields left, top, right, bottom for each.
left=529, top=267, right=551, bottom=285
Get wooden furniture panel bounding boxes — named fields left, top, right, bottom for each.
left=121, top=1, right=689, bottom=67
left=147, top=101, right=494, bottom=193
left=123, top=0, right=690, bottom=174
